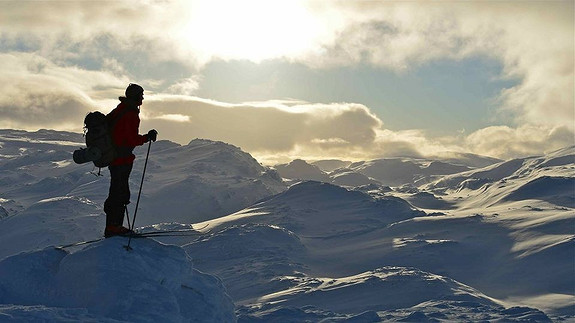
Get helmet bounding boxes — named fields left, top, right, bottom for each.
left=125, top=83, right=144, bottom=99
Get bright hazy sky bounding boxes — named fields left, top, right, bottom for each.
left=0, top=0, right=573, bottom=163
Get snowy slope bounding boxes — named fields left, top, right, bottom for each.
left=185, top=181, right=569, bottom=321
left=273, top=159, right=331, bottom=183
left=0, top=238, right=235, bottom=322
left=0, top=129, right=573, bottom=322
left=275, top=156, right=495, bottom=188
left=311, top=159, right=352, bottom=172
left=184, top=149, right=573, bottom=321
left=422, top=146, right=575, bottom=208
left=0, top=130, right=286, bottom=226
left=134, top=138, right=286, bottom=224
left=348, top=158, right=473, bottom=187
left=0, top=196, right=103, bottom=260
left=241, top=267, right=550, bottom=322
left=275, top=158, right=384, bottom=187
left=429, top=151, right=502, bottom=168
left=330, top=168, right=382, bottom=187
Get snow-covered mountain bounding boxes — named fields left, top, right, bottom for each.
left=345, top=158, right=475, bottom=187
left=330, top=167, right=383, bottom=187
left=275, top=155, right=501, bottom=188
left=273, top=159, right=332, bottom=183
left=0, top=129, right=573, bottom=322
left=187, top=159, right=574, bottom=321
left=0, top=130, right=286, bottom=225
left=422, top=146, right=575, bottom=209
left=132, top=138, right=286, bottom=224
left=311, top=159, right=352, bottom=172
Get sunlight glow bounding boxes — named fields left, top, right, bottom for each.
left=183, top=0, right=322, bottom=62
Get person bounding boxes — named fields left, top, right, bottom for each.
left=104, top=83, right=157, bottom=238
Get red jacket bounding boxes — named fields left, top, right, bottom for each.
left=108, top=99, right=147, bottom=166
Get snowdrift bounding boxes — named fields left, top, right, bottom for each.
left=200, top=181, right=425, bottom=240
left=0, top=130, right=286, bottom=226
left=425, top=147, right=574, bottom=197
left=240, top=267, right=550, bottom=322
left=185, top=176, right=571, bottom=321
left=185, top=223, right=307, bottom=302
left=134, top=138, right=286, bottom=224
left=504, top=176, right=575, bottom=208
left=0, top=196, right=103, bottom=260
left=0, top=238, right=235, bottom=322
left=1, top=130, right=573, bottom=321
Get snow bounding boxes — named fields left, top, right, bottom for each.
left=0, top=131, right=286, bottom=225
left=0, top=196, right=103, bottom=260
left=0, top=238, right=235, bottom=322
left=311, top=159, right=352, bottom=172
left=331, top=169, right=381, bottom=187
left=504, top=176, right=574, bottom=208
left=0, top=129, right=574, bottom=322
left=275, top=156, right=487, bottom=188
left=273, top=159, right=331, bottom=183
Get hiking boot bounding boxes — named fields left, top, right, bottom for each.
left=104, top=225, right=134, bottom=238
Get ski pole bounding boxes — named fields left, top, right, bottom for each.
left=125, top=205, right=131, bottom=230
left=125, top=140, right=152, bottom=251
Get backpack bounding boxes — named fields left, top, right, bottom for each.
left=73, top=109, right=130, bottom=168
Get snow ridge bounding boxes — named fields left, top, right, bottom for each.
left=0, top=238, right=235, bottom=322
left=0, top=130, right=573, bottom=321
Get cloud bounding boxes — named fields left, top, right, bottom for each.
left=465, top=125, right=574, bottom=160
left=0, top=1, right=572, bottom=162
left=2, top=1, right=571, bottom=131
left=143, top=95, right=572, bottom=163
left=0, top=53, right=127, bottom=130
left=141, top=97, right=382, bottom=154
left=0, top=48, right=571, bottom=163
left=305, top=2, right=574, bottom=131
left=166, top=77, right=202, bottom=96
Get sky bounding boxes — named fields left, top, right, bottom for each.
left=0, top=0, right=573, bottom=164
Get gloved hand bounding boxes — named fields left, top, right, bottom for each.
left=145, top=129, right=158, bottom=142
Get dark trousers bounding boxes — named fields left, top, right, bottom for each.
left=104, top=163, right=133, bottom=227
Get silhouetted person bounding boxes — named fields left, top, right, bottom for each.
left=104, top=83, right=157, bottom=237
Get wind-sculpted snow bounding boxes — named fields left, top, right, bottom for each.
left=0, top=130, right=94, bottom=212
left=1, top=130, right=573, bottom=321
left=186, top=222, right=549, bottom=321
left=0, top=130, right=287, bottom=225
left=0, top=196, right=103, bottom=260
left=184, top=175, right=573, bottom=320
left=404, top=191, right=456, bottom=210
left=131, top=138, right=286, bottom=224
left=237, top=267, right=551, bottom=322
left=185, top=223, right=307, bottom=302
left=504, top=176, right=575, bottom=208
left=258, top=266, right=502, bottom=311
left=0, top=238, right=236, bottom=322
left=228, top=181, right=425, bottom=238
left=426, top=146, right=575, bottom=195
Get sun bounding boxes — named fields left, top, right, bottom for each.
left=180, top=0, right=324, bottom=62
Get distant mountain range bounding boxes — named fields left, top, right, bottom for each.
left=274, top=153, right=502, bottom=187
